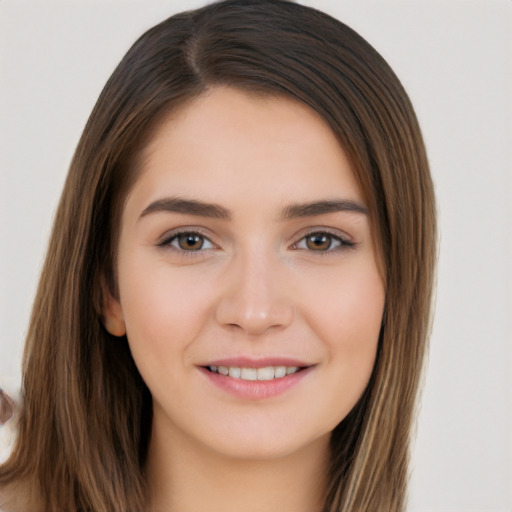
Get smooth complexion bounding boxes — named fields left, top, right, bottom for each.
left=104, top=87, right=385, bottom=512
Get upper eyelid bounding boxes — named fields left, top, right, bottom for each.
left=159, top=226, right=212, bottom=239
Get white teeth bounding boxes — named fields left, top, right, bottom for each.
left=274, top=366, right=286, bottom=378
left=228, top=367, right=241, bottom=378
left=208, top=365, right=301, bottom=380
left=257, top=366, right=275, bottom=381
left=240, top=368, right=258, bottom=380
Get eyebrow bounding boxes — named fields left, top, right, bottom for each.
left=280, top=199, right=368, bottom=219
left=139, top=197, right=231, bottom=220
left=139, top=197, right=367, bottom=221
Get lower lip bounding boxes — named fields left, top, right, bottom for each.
left=198, top=367, right=312, bottom=400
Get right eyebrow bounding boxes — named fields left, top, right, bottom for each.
left=138, top=197, right=232, bottom=221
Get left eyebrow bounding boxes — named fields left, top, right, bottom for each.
left=280, top=199, right=368, bottom=220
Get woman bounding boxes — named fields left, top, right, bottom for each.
left=0, top=1, right=436, bottom=511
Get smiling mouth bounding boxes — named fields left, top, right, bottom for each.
left=206, top=365, right=303, bottom=381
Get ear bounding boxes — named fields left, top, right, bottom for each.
left=99, top=277, right=126, bottom=337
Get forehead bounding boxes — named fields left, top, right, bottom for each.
left=127, top=86, right=363, bottom=216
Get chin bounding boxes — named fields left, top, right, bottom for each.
left=184, top=417, right=333, bottom=463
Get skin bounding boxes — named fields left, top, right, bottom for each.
left=104, top=87, right=385, bottom=512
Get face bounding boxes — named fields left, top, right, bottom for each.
left=105, top=87, right=385, bottom=461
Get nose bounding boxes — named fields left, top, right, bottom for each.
left=214, top=249, right=294, bottom=336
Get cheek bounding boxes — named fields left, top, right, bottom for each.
left=301, top=256, right=384, bottom=343
left=301, top=260, right=384, bottom=396
left=117, top=261, right=215, bottom=372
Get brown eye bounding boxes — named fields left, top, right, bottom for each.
left=177, top=233, right=206, bottom=251
left=293, top=231, right=352, bottom=253
left=160, top=231, right=215, bottom=252
left=305, top=233, right=334, bottom=251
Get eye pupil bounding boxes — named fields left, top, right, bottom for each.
left=306, top=234, right=331, bottom=251
left=178, top=234, right=203, bottom=250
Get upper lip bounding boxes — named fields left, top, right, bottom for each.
left=201, top=356, right=312, bottom=368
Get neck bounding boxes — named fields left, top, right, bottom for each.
left=145, top=421, right=329, bottom=512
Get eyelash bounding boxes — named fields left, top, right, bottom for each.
left=158, top=228, right=354, bottom=256
left=290, top=230, right=354, bottom=253
left=158, top=230, right=216, bottom=254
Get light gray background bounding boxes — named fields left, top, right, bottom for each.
left=1, top=1, right=511, bottom=510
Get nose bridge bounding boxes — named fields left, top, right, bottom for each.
left=215, top=241, right=294, bottom=335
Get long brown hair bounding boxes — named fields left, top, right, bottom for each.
left=0, top=1, right=436, bottom=510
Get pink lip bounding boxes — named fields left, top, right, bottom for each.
left=205, top=356, right=310, bottom=368
left=198, top=360, right=314, bottom=401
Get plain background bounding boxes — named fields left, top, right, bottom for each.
left=0, top=1, right=510, bottom=510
